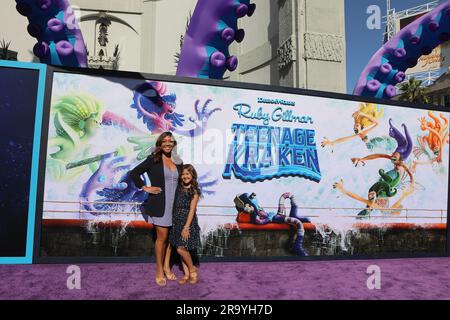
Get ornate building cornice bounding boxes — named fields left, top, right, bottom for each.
left=277, top=35, right=297, bottom=71
left=304, top=32, right=344, bottom=62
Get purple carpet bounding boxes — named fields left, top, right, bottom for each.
left=1, top=258, right=449, bottom=300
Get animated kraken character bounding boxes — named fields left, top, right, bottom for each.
left=413, top=111, right=449, bottom=169
left=80, top=153, right=218, bottom=214
left=321, top=102, right=395, bottom=152
left=234, top=192, right=311, bottom=256
left=131, top=81, right=221, bottom=138
left=131, top=81, right=184, bottom=134
left=46, top=93, right=103, bottom=180
left=334, top=119, right=415, bottom=217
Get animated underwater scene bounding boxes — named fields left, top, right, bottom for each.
left=39, top=73, right=448, bottom=257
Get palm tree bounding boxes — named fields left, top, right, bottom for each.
left=0, top=39, right=11, bottom=60
left=174, top=11, right=192, bottom=68
left=398, top=77, right=431, bottom=104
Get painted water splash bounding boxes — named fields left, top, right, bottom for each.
left=312, top=222, right=355, bottom=255
left=84, top=215, right=132, bottom=255
left=197, top=214, right=236, bottom=257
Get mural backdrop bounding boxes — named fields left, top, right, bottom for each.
left=40, top=72, right=449, bottom=258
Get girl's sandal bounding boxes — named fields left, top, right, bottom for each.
left=164, top=270, right=178, bottom=281
left=178, top=275, right=189, bottom=285
left=189, top=270, right=199, bottom=284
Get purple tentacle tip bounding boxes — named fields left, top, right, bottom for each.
left=247, top=3, right=256, bottom=17
left=367, top=80, right=381, bottom=92
left=235, top=29, right=245, bottom=43
left=37, top=0, right=52, bottom=10
left=394, top=48, right=407, bottom=58
left=380, top=63, right=392, bottom=74
left=210, top=51, right=226, bottom=67
left=33, top=41, right=49, bottom=57
left=354, top=2, right=450, bottom=99
left=56, top=40, right=74, bottom=56
left=429, top=21, right=439, bottom=32
left=16, top=2, right=32, bottom=16
left=394, top=71, right=406, bottom=83
left=410, top=35, right=421, bottom=45
left=27, top=23, right=42, bottom=38
left=221, top=28, right=235, bottom=42
left=48, top=18, right=64, bottom=32
left=385, top=85, right=397, bottom=98
left=227, top=56, right=238, bottom=71
left=236, top=4, right=248, bottom=18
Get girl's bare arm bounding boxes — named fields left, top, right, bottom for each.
left=184, top=193, right=200, bottom=230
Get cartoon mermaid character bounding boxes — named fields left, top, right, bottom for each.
left=334, top=119, right=415, bottom=216
left=413, top=111, right=449, bottom=170
left=322, top=102, right=394, bottom=152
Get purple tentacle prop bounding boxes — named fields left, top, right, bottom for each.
left=176, top=0, right=256, bottom=79
left=354, top=1, right=450, bottom=99
left=16, top=0, right=87, bottom=67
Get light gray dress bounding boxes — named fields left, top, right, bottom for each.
left=148, top=165, right=179, bottom=227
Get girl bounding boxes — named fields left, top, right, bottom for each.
left=169, top=164, right=202, bottom=285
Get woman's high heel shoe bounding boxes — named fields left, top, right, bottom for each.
left=189, top=270, right=199, bottom=285
left=178, top=275, right=189, bottom=285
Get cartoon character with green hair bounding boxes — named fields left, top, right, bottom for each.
left=47, top=93, right=103, bottom=181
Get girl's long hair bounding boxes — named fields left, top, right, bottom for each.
left=179, top=164, right=202, bottom=196
left=151, top=131, right=177, bottom=163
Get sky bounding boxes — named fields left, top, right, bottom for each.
left=345, top=0, right=443, bottom=94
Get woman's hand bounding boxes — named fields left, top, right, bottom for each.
left=142, top=186, right=162, bottom=194
left=181, top=226, right=190, bottom=241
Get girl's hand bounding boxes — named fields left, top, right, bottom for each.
left=143, top=186, right=162, bottom=194
left=181, top=227, right=190, bottom=241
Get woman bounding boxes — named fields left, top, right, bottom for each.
left=129, top=132, right=183, bottom=286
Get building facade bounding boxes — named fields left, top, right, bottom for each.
left=426, top=69, right=450, bottom=107
left=1, top=0, right=346, bottom=92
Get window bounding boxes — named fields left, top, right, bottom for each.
left=444, top=95, right=450, bottom=107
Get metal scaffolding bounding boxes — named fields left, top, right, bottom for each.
left=383, top=0, right=440, bottom=43
left=383, top=1, right=443, bottom=86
